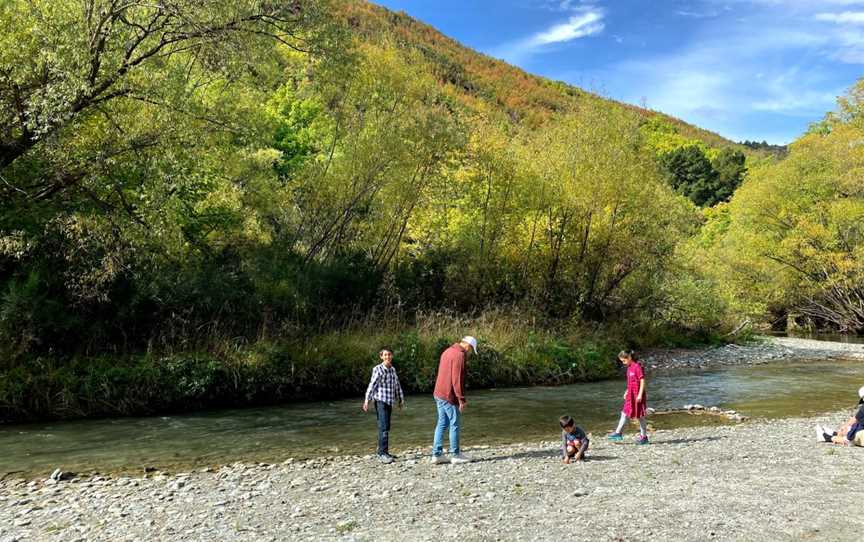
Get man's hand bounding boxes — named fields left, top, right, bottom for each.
left=459, top=401, right=466, bottom=413
left=362, top=400, right=369, bottom=412
left=398, top=400, right=404, bottom=411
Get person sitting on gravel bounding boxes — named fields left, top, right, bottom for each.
left=559, top=415, right=589, bottom=463
left=363, top=349, right=405, bottom=464
left=815, top=385, right=864, bottom=446
left=608, top=350, right=649, bottom=445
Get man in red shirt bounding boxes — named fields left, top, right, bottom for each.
left=431, top=336, right=477, bottom=464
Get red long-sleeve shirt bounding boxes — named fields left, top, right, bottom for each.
left=433, top=343, right=467, bottom=405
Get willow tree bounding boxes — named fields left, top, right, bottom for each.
left=704, top=79, right=864, bottom=331
left=0, top=0, right=344, bottom=355
left=276, top=43, right=465, bottom=267
left=520, top=106, right=696, bottom=319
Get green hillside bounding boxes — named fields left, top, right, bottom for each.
left=345, top=1, right=736, bottom=149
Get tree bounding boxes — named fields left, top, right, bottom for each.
left=710, top=147, right=747, bottom=204
left=0, top=0, right=339, bottom=195
left=659, top=145, right=719, bottom=206
left=514, top=106, right=695, bottom=319
left=701, top=79, right=864, bottom=332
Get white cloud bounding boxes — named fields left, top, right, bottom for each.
left=528, top=11, right=604, bottom=46
left=816, top=11, right=864, bottom=23
left=492, top=7, right=605, bottom=63
left=540, top=0, right=593, bottom=12
left=752, top=89, right=841, bottom=112
left=676, top=9, right=722, bottom=18
left=588, top=20, right=851, bottom=142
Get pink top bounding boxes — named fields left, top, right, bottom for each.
left=623, top=361, right=647, bottom=418
left=626, top=362, right=644, bottom=392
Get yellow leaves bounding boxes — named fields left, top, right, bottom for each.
left=192, top=176, right=272, bottom=248
left=253, top=149, right=284, bottom=171
left=641, top=116, right=716, bottom=160
left=0, top=231, right=31, bottom=260
left=699, top=78, right=864, bottom=323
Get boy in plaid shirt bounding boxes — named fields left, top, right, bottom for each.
left=363, top=349, right=405, bottom=464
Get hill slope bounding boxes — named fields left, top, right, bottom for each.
left=342, top=1, right=737, bottom=149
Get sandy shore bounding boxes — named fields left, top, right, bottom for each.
left=2, top=410, right=863, bottom=542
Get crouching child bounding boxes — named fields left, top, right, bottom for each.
left=560, top=415, right=589, bottom=463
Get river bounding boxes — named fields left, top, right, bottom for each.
left=1, top=357, right=862, bottom=477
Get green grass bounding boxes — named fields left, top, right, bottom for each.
left=0, top=311, right=718, bottom=424
left=336, top=521, right=358, bottom=534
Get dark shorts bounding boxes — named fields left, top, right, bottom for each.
left=565, top=439, right=589, bottom=456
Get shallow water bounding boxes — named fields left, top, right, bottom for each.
left=1, top=358, right=862, bottom=477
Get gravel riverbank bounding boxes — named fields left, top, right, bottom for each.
left=642, top=335, right=864, bottom=370
left=2, top=411, right=863, bottom=542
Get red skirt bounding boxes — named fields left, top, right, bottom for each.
left=623, top=389, right=646, bottom=418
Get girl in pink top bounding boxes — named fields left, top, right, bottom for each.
left=607, top=350, right=649, bottom=444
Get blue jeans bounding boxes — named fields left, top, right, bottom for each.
left=375, top=401, right=392, bottom=455
left=432, top=397, right=460, bottom=456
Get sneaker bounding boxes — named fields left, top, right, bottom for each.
left=635, top=435, right=649, bottom=445
left=378, top=454, right=394, bottom=464
left=450, top=453, right=473, bottom=464
left=816, top=425, right=827, bottom=442
left=385, top=453, right=398, bottom=460
left=430, top=454, right=449, bottom=465
left=816, top=424, right=834, bottom=442
left=607, top=433, right=623, bottom=441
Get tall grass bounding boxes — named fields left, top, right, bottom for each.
left=0, top=310, right=629, bottom=423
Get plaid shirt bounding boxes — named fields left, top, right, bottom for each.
left=364, top=363, right=404, bottom=405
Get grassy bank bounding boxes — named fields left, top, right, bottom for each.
left=0, top=312, right=721, bottom=424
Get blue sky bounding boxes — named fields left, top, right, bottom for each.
left=373, top=0, right=864, bottom=144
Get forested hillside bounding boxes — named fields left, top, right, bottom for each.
left=0, top=0, right=859, bottom=422
left=341, top=2, right=734, bottom=145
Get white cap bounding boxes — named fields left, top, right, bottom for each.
left=461, top=336, right=478, bottom=354
left=859, top=385, right=864, bottom=401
